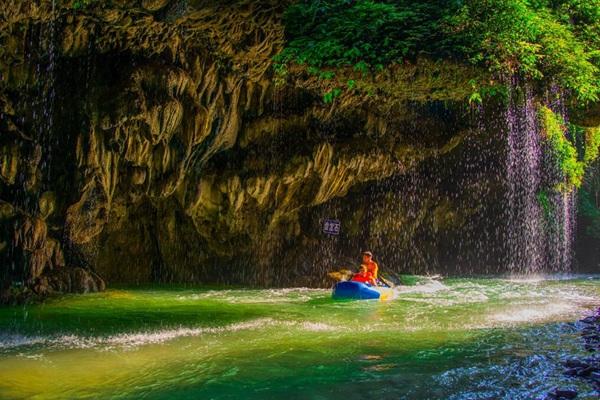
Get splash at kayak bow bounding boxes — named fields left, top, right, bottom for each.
left=332, top=281, right=394, bottom=301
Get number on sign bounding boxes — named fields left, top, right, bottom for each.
left=323, top=219, right=341, bottom=235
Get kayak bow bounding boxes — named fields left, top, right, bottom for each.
left=332, top=281, right=394, bottom=301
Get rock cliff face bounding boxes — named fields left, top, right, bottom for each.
left=0, top=1, right=598, bottom=299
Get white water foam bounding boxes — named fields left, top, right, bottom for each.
left=0, top=318, right=338, bottom=352
left=0, top=334, right=45, bottom=349
left=490, top=302, right=577, bottom=324
left=394, top=280, right=448, bottom=295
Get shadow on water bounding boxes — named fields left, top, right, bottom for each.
left=0, top=291, right=273, bottom=337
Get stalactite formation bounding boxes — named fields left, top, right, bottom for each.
left=0, top=1, right=598, bottom=301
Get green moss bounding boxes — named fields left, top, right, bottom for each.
left=297, top=59, right=486, bottom=106
left=584, top=126, right=600, bottom=165
left=323, top=87, right=342, bottom=104
left=71, top=0, right=96, bottom=10
left=536, top=190, right=552, bottom=218
left=539, top=106, right=585, bottom=191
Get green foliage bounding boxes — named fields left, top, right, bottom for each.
left=450, top=0, right=599, bottom=101
left=72, top=0, right=96, bottom=10
left=539, top=106, right=585, bottom=191
left=579, top=189, right=600, bottom=239
left=569, top=123, right=600, bottom=167
left=468, top=79, right=509, bottom=105
left=319, top=71, right=336, bottom=80
left=553, top=0, right=600, bottom=57
left=536, top=190, right=552, bottom=218
left=323, top=87, right=342, bottom=104
left=277, top=0, right=441, bottom=69
left=584, top=127, right=600, bottom=165
left=468, top=91, right=482, bottom=106
left=277, top=0, right=600, bottom=102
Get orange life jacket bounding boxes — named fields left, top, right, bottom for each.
left=364, top=261, right=378, bottom=279
left=351, top=271, right=375, bottom=285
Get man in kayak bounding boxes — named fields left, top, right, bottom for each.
left=351, top=265, right=376, bottom=285
left=361, top=251, right=379, bottom=281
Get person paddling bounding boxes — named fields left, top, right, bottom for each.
left=361, top=251, right=378, bottom=282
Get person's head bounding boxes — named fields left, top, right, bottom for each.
left=362, top=251, right=373, bottom=263
left=358, top=265, right=367, bottom=274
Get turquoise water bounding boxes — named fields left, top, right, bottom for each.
left=0, top=276, right=599, bottom=399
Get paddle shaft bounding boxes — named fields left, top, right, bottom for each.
left=378, top=274, right=395, bottom=288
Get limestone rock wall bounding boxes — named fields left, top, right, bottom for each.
left=4, top=0, right=593, bottom=298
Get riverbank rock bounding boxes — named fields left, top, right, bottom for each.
left=1, top=266, right=105, bottom=304
left=551, top=308, right=600, bottom=398
left=546, top=388, right=578, bottom=400
left=42, top=267, right=106, bottom=294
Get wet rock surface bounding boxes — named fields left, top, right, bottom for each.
left=544, top=309, right=600, bottom=399
left=1, top=267, right=105, bottom=304
left=0, top=1, right=599, bottom=298
left=0, top=0, right=491, bottom=296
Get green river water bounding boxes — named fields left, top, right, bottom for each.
left=0, top=276, right=599, bottom=399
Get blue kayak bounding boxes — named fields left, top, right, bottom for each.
left=332, top=281, right=394, bottom=300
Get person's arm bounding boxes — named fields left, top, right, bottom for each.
left=365, top=272, right=376, bottom=286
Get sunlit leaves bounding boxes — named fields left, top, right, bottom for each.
left=323, top=88, right=342, bottom=103
left=277, top=0, right=600, bottom=103
left=539, top=106, right=585, bottom=191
